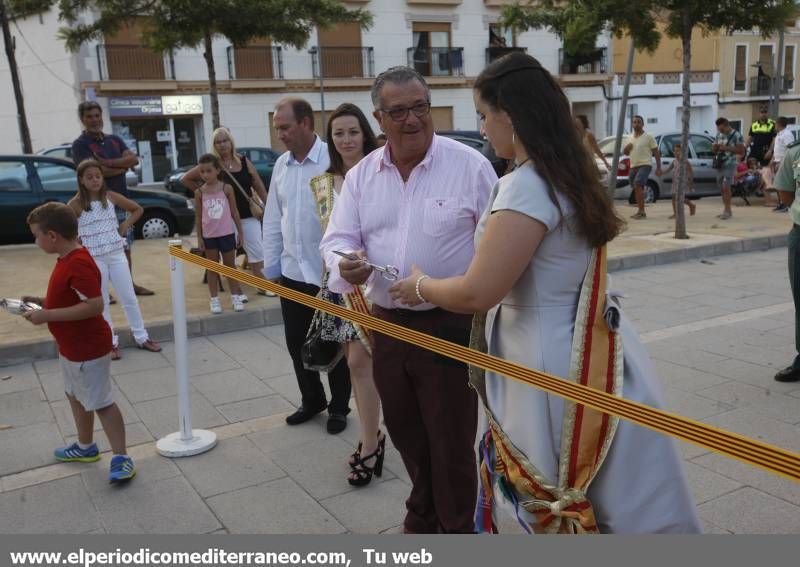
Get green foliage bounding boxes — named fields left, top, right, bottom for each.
left=54, top=0, right=372, bottom=52
left=6, top=0, right=54, bottom=19
left=660, top=1, right=798, bottom=39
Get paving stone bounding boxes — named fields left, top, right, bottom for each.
left=652, top=359, right=731, bottom=392
left=692, top=452, right=800, bottom=507
left=190, top=367, right=274, bottom=405
left=0, top=475, right=102, bottom=533
left=696, top=381, right=800, bottom=424
left=80, top=451, right=182, bottom=493
left=256, top=324, right=287, bottom=350
left=702, top=408, right=800, bottom=453
left=682, top=461, right=743, bottom=505
left=0, top=421, right=65, bottom=476
left=271, top=436, right=395, bottom=500
left=321, top=478, right=409, bottom=534
left=110, top=347, right=172, bottom=376
left=65, top=422, right=154, bottom=453
left=114, top=366, right=178, bottom=403
left=697, top=487, right=800, bottom=534
left=247, top=420, right=329, bottom=456
left=33, top=358, right=60, bottom=375
left=206, top=477, right=345, bottom=534
left=160, top=337, right=241, bottom=377
left=216, top=395, right=294, bottom=423
left=0, top=364, right=39, bottom=395
left=0, top=388, right=51, bottom=428
left=262, top=373, right=301, bottom=407
left=134, top=392, right=227, bottom=439
left=705, top=359, right=800, bottom=394
left=89, top=475, right=221, bottom=534
left=662, top=387, right=734, bottom=421
left=38, top=371, right=65, bottom=402
left=173, top=436, right=285, bottom=498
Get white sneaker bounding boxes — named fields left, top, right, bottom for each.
left=210, top=297, right=222, bottom=314
left=234, top=293, right=249, bottom=304
left=232, top=296, right=245, bottom=312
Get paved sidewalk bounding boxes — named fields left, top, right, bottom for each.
left=0, top=196, right=792, bottom=365
left=1, top=249, right=800, bottom=534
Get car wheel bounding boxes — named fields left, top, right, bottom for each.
left=136, top=210, right=176, bottom=240
left=644, top=181, right=660, bottom=203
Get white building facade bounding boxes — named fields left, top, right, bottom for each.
left=1, top=0, right=614, bottom=183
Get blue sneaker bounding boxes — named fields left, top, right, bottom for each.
left=108, top=455, right=136, bottom=483
left=54, top=442, right=100, bottom=463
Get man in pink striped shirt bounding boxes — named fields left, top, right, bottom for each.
left=321, top=67, right=496, bottom=533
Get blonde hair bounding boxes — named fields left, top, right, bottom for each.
left=211, top=127, right=240, bottom=168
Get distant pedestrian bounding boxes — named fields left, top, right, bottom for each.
left=194, top=154, right=246, bottom=314
left=623, top=115, right=662, bottom=219
left=575, top=114, right=610, bottom=170
left=712, top=117, right=745, bottom=220
left=746, top=106, right=776, bottom=167
left=769, top=117, right=794, bottom=211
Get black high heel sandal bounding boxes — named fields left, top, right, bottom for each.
left=348, top=431, right=384, bottom=469
left=348, top=437, right=385, bottom=487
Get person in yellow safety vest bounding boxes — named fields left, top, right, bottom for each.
left=746, top=106, right=776, bottom=167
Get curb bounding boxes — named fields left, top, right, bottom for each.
left=1, top=233, right=788, bottom=367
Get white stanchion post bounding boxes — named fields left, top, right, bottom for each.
left=156, top=240, right=217, bottom=457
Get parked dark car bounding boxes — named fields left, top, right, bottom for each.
left=0, top=155, right=195, bottom=244
left=164, top=146, right=281, bottom=196
left=37, top=143, right=140, bottom=188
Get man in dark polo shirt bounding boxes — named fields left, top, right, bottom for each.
left=72, top=101, right=153, bottom=296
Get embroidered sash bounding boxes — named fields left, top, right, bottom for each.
left=309, top=173, right=372, bottom=353
left=471, top=246, right=623, bottom=534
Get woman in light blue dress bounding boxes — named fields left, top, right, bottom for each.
left=389, top=53, right=701, bottom=533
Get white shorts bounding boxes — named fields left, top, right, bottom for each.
left=240, top=217, right=264, bottom=263
left=60, top=353, right=113, bottom=411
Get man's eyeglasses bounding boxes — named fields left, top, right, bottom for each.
left=379, top=102, right=431, bottom=122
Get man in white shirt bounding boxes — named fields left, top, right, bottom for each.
left=262, top=97, right=351, bottom=433
left=769, top=117, right=795, bottom=211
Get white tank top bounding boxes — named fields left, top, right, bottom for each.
left=78, top=200, right=125, bottom=257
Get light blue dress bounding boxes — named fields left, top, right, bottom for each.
left=477, top=164, right=702, bottom=533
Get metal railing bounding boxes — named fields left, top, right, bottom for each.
left=485, top=46, right=526, bottom=66
left=97, top=44, right=174, bottom=81
left=407, top=46, right=464, bottom=77
left=750, top=75, right=791, bottom=95
left=310, top=46, right=374, bottom=79
left=226, top=45, right=283, bottom=80
left=559, top=47, right=607, bottom=75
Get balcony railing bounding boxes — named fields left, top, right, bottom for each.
left=227, top=46, right=283, bottom=80
left=407, top=47, right=464, bottom=77
left=559, top=47, right=607, bottom=75
left=750, top=75, right=791, bottom=95
left=310, top=46, right=374, bottom=79
left=97, top=44, right=175, bottom=81
left=485, top=46, right=526, bottom=65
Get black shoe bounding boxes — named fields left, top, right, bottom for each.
left=286, top=403, right=327, bottom=425
left=326, top=412, right=348, bottom=434
left=348, top=436, right=385, bottom=487
left=774, top=365, right=800, bottom=382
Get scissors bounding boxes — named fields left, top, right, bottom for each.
left=332, top=251, right=400, bottom=281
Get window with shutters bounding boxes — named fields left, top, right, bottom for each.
left=316, top=23, right=365, bottom=78
left=785, top=45, right=796, bottom=90
left=233, top=38, right=275, bottom=79
left=103, top=18, right=166, bottom=80
left=734, top=45, right=747, bottom=92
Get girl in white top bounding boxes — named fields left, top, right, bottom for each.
left=68, top=159, right=161, bottom=360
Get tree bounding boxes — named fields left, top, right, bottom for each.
left=55, top=0, right=372, bottom=129
left=503, top=1, right=798, bottom=239
left=2, top=0, right=52, bottom=153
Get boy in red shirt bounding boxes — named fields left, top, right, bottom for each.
left=23, top=202, right=135, bottom=483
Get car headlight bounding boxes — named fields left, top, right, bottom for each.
left=186, top=198, right=195, bottom=210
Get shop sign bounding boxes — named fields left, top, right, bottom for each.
left=156, top=130, right=171, bottom=142
left=109, top=96, right=162, bottom=117
left=163, top=95, right=204, bottom=115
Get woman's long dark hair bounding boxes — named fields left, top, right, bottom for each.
left=326, top=103, right=378, bottom=176
left=76, top=159, right=110, bottom=212
left=474, top=53, right=623, bottom=247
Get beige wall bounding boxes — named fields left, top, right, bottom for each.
left=612, top=24, right=719, bottom=73
left=718, top=33, right=800, bottom=97
left=719, top=101, right=800, bottom=130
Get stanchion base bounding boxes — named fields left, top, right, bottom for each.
left=156, top=429, right=217, bottom=457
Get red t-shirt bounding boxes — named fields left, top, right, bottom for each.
left=44, top=247, right=112, bottom=362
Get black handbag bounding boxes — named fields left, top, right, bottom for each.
left=301, top=312, right=344, bottom=372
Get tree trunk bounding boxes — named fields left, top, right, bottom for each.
left=1, top=0, right=33, bottom=153
left=202, top=30, right=220, bottom=130
left=674, top=8, right=692, bottom=240
left=607, top=36, right=636, bottom=199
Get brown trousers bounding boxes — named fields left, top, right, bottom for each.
left=372, top=306, right=478, bottom=533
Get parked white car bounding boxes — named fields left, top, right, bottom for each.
left=37, top=144, right=139, bottom=188
left=598, top=132, right=718, bottom=203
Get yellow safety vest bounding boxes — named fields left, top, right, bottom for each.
left=751, top=119, right=776, bottom=134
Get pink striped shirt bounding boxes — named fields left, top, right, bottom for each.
left=321, top=134, right=496, bottom=310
